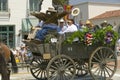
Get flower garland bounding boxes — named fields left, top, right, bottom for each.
left=64, top=26, right=118, bottom=46
left=104, top=31, right=113, bottom=44
left=84, top=32, right=93, bottom=46
left=94, top=26, right=118, bottom=46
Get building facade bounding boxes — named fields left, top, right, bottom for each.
left=69, top=2, right=120, bottom=24
left=0, top=0, right=53, bottom=48
left=90, top=10, right=120, bottom=35
left=69, top=1, right=120, bottom=36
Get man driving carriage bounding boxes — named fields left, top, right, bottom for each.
left=28, top=8, right=78, bottom=43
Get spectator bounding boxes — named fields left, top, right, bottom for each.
left=19, top=46, right=27, bottom=63
left=113, top=22, right=118, bottom=31
left=15, top=49, right=20, bottom=63
left=11, top=48, right=17, bottom=57
left=116, top=39, right=120, bottom=56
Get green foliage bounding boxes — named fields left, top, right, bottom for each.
left=63, top=31, right=84, bottom=44
left=59, top=0, right=68, bottom=5
left=64, top=26, right=119, bottom=46
left=53, top=0, right=69, bottom=6
left=63, top=28, right=89, bottom=44
left=94, top=26, right=118, bottom=46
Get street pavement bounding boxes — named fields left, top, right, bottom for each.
left=1, top=56, right=120, bottom=80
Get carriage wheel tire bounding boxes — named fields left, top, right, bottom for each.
left=46, top=55, right=76, bottom=80
left=30, top=56, right=48, bottom=80
left=89, top=47, right=117, bottom=80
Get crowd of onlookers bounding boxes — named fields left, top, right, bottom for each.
left=11, top=45, right=33, bottom=64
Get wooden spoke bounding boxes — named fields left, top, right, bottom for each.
left=30, top=56, right=48, bottom=80
left=47, top=55, right=76, bottom=80
left=89, top=47, right=117, bottom=80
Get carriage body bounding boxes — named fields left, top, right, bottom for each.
left=24, top=40, right=99, bottom=59
left=61, top=42, right=98, bottom=59
left=24, top=31, right=117, bottom=80
left=24, top=42, right=57, bottom=59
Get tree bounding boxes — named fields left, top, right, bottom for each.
left=53, top=0, right=69, bottom=6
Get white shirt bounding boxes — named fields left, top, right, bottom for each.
left=63, top=24, right=78, bottom=33
left=62, top=26, right=67, bottom=31
left=59, top=24, right=78, bottom=41
left=12, top=49, right=17, bottom=55
left=58, top=26, right=67, bottom=33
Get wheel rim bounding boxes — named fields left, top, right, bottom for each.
left=89, top=47, right=117, bottom=80
left=75, top=60, right=88, bottom=77
left=47, top=55, right=76, bottom=80
left=30, top=56, right=48, bottom=80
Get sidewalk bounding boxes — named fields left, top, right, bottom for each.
left=117, top=56, right=120, bottom=69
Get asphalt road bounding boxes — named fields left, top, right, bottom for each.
left=1, top=56, right=120, bottom=80
left=9, top=68, right=120, bottom=80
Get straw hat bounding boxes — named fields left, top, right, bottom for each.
left=59, top=19, right=64, bottom=22
left=86, top=20, right=91, bottom=24
left=47, top=7, right=57, bottom=12
left=103, top=20, right=107, bottom=23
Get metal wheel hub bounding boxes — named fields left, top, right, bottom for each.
left=58, top=67, right=65, bottom=74
left=99, top=61, right=106, bottom=69
left=40, top=62, right=48, bottom=70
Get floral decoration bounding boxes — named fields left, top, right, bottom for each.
left=84, top=32, right=93, bottom=46
left=64, top=25, right=118, bottom=46
left=104, top=31, right=113, bottom=44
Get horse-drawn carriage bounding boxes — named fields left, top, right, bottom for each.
left=23, top=28, right=118, bottom=80
left=23, top=9, right=118, bottom=80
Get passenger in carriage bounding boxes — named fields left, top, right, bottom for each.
left=57, top=18, right=67, bottom=33
left=85, top=20, right=94, bottom=31
left=100, top=20, right=108, bottom=28
left=77, top=20, right=84, bottom=29
left=85, top=20, right=100, bottom=32
left=59, top=19, right=78, bottom=34
left=77, top=20, right=86, bottom=31
left=100, top=20, right=113, bottom=29
left=58, top=19, right=78, bottom=42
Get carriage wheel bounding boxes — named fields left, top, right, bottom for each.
left=30, top=56, right=48, bottom=80
left=89, top=47, right=117, bottom=80
left=46, top=55, right=76, bottom=80
left=75, top=60, right=88, bottom=77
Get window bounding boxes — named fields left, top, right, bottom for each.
left=0, top=0, right=8, bottom=11
left=0, top=25, right=15, bottom=48
left=29, top=0, right=43, bottom=12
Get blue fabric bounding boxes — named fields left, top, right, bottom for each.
left=37, top=21, right=44, bottom=27
left=35, top=24, right=58, bottom=40
left=57, top=27, right=62, bottom=32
